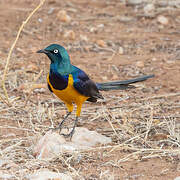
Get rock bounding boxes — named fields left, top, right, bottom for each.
left=56, top=10, right=71, bottom=23
left=97, top=24, right=104, bottom=29
left=80, top=34, right=88, bottom=42
left=118, top=47, right=124, bottom=55
left=96, top=40, right=106, bottom=47
left=174, top=177, right=180, bottom=180
left=157, top=15, right=169, bottom=25
left=144, top=3, right=155, bottom=16
left=136, top=61, right=144, bottom=68
left=63, top=30, right=75, bottom=40
left=48, top=7, right=55, bottom=14
left=89, top=27, right=97, bottom=33
left=126, top=0, right=142, bottom=6
left=27, top=169, right=73, bottom=180
left=38, top=18, right=42, bottom=23
left=33, top=127, right=111, bottom=159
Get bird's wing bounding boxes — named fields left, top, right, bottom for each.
left=72, top=68, right=103, bottom=101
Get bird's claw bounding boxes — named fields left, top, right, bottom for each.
left=60, top=129, right=75, bottom=140
left=48, top=126, right=62, bottom=132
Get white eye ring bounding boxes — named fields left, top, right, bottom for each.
left=53, top=49, right=58, bottom=54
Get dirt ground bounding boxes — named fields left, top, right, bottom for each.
left=0, top=0, right=180, bottom=179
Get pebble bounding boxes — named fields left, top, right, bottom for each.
left=97, top=24, right=104, bottom=28
left=157, top=15, right=169, bottom=25
left=48, top=7, right=55, bottom=14
left=118, top=47, right=124, bottom=55
left=56, top=10, right=71, bottom=23
left=38, top=18, right=42, bottom=23
left=136, top=61, right=144, bottom=68
left=89, top=27, right=97, bottom=33
left=96, top=39, right=106, bottom=47
left=33, top=127, right=112, bottom=159
left=63, top=30, right=75, bottom=40
left=80, top=34, right=88, bottom=42
left=144, top=4, right=155, bottom=15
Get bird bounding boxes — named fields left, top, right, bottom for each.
left=37, top=44, right=154, bottom=139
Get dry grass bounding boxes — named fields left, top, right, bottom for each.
left=0, top=0, right=180, bottom=179
left=0, top=82, right=179, bottom=178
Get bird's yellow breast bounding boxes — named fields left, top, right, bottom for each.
left=47, top=74, right=89, bottom=105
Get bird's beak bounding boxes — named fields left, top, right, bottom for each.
left=36, top=49, right=49, bottom=54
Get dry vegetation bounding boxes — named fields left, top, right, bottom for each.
left=0, top=0, right=180, bottom=179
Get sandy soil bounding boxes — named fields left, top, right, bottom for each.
left=0, top=0, right=180, bottom=179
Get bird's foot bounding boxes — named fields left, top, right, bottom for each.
left=60, top=128, right=75, bottom=140
left=48, top=125, right=62, bottom=132
left=48, top=112, right=71, bottom=133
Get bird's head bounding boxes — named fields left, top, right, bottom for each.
left=37, top=44, right=70, bottom=64
left=37, top=44, right=72, bottom=74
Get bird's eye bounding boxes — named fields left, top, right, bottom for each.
left=53, top=49, right=59, bottom=54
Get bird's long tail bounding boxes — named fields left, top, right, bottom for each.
left=96, top=74, right=154, bottom=91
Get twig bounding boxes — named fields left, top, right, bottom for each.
left=2, top=0, right=46, bottom=106
left=0, top=93, right=10, bottom=106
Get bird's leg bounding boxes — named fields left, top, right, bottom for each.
left=49, top=112, right=71, bottom=132
left=57, top=111, right=71, bottom=130
left=61, top=116, right=78, bottom=140
left=61, top=103, right=81, bottom=140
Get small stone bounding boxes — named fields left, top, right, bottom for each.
left=152, top=57, right=157, bottom=61
left=33, top=127, right=111, bottom=159
left=89, top=27, right=97, bottom=33
left=63, top=30, right=75, bottom=40
left=157, top=15, right=169, bottom=25
left=27, top=169, right=73, bottom=180
left=118, top=47, right=124, bottom=55
left=80, top=34, right=88, bottom=42
left=136, top=61, right=144, bottom=68
left=126, top=0, right=142, bottom=6
left=97, top=24, right=104, bottom=28
left=38, top=18, right=42, bottom=23
left=48, top=7, right=54, bottom=14
left=102, top=76, right=108, bottom=81
left=96, top=40, right=106, bottom=47
left=57, top=10, right=71, bottom=23
left=144, top=4, right=155, bottom=15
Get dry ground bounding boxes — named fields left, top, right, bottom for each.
left=0, top=0, right=180, bottom=179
